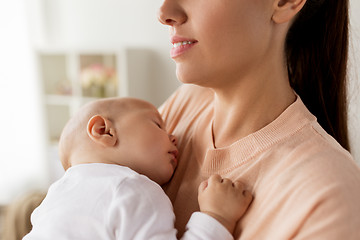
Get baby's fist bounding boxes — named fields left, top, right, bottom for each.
left=198, top=174, right=253, bottom=233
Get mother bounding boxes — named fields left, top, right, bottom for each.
left=158, top=0, right=360, bottom=239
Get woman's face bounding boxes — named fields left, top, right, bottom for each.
left=158, top=0, right=275, bottom=88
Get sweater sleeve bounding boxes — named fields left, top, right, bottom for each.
left=110, top=175, right=233, bottom=240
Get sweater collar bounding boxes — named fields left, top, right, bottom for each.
left=201, top=94, right=316, bottom=175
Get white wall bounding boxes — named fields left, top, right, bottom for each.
left=349, top=0, right=360, bottom=164
left=0, top=0, right=47, bottom=204
left=27, top=0, right=180, bottom=107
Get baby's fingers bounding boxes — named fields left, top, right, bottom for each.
left=208, top=174, right=223, bottom=185
left=233, top=180, right=246, bottom=190
left=198, top=179, right=209, bottom=193
left=233, top=180, right=253, bottom=204
left=198, top=174, right=221, bottom=194
left=243, top=189, right=253, bottom=205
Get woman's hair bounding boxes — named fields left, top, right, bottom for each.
left=286, top=0, right=350, bottom=151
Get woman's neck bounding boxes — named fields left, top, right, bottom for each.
left=211, top=67, right=296, bottom=149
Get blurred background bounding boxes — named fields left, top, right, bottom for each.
left=0, top=0, right=359, bottom=238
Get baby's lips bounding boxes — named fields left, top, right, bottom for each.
left=170, top=149, right=179, bottom=159
left=168, top=150, right=179, bottom=168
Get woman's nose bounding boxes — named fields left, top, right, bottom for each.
left=157, top=0, right=187, bottom=26
left=169, top=134, right=177, bottom=146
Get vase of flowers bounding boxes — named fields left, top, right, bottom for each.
left=80, top=64, right=117, bottom=98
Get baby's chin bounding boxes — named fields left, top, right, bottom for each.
left=161, top=174, right=176, bottom=187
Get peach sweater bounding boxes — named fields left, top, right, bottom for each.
left=159, top=84, right=360, bottom=239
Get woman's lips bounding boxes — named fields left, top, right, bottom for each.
left=171, top=42, right=197, bottom=58
left=170, top=38, right=198, bottom=58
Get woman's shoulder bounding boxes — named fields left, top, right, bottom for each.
left=269, top=119, right=360, bottom=198
left=274, top=116, right=358, bottom=177
left=248, top=122, right=360, bottom=238
left=251, top=96, right=360, bottom=192
left=260, top=94, right=355, bottom=172
left=281, top=135, right=360, bottom=236
left=295, top=118, right=355, bottom=170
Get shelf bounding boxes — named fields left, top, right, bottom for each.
left=39, top=54, right=69, bottom=96
left=45, top=94, right=100, bottom=106
left=45, top=94, right=72, bottom=105
left=38, top=51, right=123, bottom=144
left=45, top=105, right=70, bottom=142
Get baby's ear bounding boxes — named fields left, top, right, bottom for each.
left=272, top=0, right=307, bottom=24
left=87, top=115, right=117, bottom=147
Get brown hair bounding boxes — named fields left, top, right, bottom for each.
left=286, top=0, right=350, bottom=150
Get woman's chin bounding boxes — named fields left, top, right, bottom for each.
left=176, top=68, right=205, bottom=85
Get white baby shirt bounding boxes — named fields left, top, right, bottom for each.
left=23, top=163, right=233, bottom=240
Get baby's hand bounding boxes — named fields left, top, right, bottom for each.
left=198, top=174, right=253, bottom=234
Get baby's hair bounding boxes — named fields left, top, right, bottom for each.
left=58, top=98, right=154, bottom=168
left=58, top=99, right=117, bottom=168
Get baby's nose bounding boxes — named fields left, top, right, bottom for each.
left=169, top=134, right=177, bottom=146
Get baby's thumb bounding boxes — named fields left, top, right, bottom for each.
left=198, top=180, right=208, bottom=193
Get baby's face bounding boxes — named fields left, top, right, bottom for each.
left=115, top=102, right=178, bottom=185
